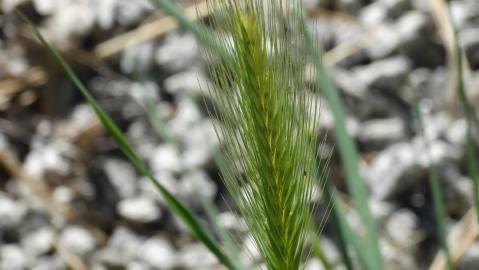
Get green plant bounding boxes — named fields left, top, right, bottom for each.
left=202, top=1, right=322, bottom=268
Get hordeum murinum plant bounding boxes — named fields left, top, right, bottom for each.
left=203, top=0, right=321, bottom=269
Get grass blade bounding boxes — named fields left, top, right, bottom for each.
left=16, top=10, right=239, bottom=270
left=445, top=3, right=479, bottom=226
left=325, top=182, right=370, bottom=270
left=300, top=10, right=383, bottom=270
left=414, top=100, right=454, bottom=270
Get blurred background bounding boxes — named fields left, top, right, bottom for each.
left=0, top=0, right=478, bottom=269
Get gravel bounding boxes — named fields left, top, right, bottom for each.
left=117, top=197, right=162, bottom=224
left=137, top=237, right=177, bottom=269
left=1, top=0, right=479, bottom=269
left=59, top=226, right=97, bottom=256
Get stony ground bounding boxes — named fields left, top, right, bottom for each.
left=0, top=0, right=478, bottom=269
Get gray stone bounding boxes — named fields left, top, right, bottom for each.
left=139, top=173, right=179, bottom=206
left=96, top=227, right=141, bottom=268
left=441, top=165, right=474, bottom=216
left=163, top=69, right=209, bottom=97
left=370, top=198, right=395, bottom=224
left=21, top=227, right=55, bottom=256
left=445, top=119, right=467, bottom=146
left=149, top=144, right=182, bottom=174
left=358, top=118, right=406, bottom=144
left=115, top=0, right=153, bottom=26
left=217, top=212, right=248, bottom=233
left=177, top=243, right=218, bottom=269
left=156, top=32, right=199, bottom=72
left=120, top=42, right=155, bottom=74
left=127, top=261, right=151, bottom=270
left=168, top=97, right=202, bottom=139
left=0, top=244, right=31, bottom=270
left=309, top=19, right=335, bottom=48
left=178, top=170, right=217, bottom=206
left=367, top=11, right=428, bottom=59
left=104, top=159, right=138, bottom=198
left=59, top=226, right=97, bottom=256
left=410, top=68, right=449, bottom=108
left=117, top=197, right=161, bottom=223
left=304, top=258, right=326, bottom=270
left=360, top=2, right=388, bottom=26
left=365, top=139, right=461, bottom=199
left=32, top=256, right=66, bottom=270
left=353, top=56, right=411, bottom=91
left=450, top=1, right=479, bottom=29
left=381, top=240, right=420, bottom=270
left=137, top=237, right=177, bottom=269
left=385, top=209, right=419, bottom=246
left=0, top=192, right=28, bottom=229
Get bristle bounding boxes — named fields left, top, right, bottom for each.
left=202, top=1, right=320, bottom=269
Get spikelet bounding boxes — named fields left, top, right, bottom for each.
left=202, top=1, right=320, bottom=269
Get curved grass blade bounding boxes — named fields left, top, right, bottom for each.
left=16, top=10, right=239, bottom=270
left=414, top=100, right=454, bottom=270
left=299, top=10, right=383, bottom=270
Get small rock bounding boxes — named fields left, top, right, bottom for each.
left=178, top=243, right=218, bottom=269
left=21, top=227, right=55, bottom=256
left=381, top=240, right=420, bottom=270
left=450, top=1, right=479, bottom=29
left=103, top=159, right=137, bottom=198
left=181, top=144, right=212, bottom=171
left=32, top=256, right=66, bottom=270
left=0, top=192, right=28, bottom=229
left=168, top=97, right=202, bottom=139
left=240, top=235, right=262, bottom=267
left=139, top=173, right=179, bottom=205
left=441, top=165, right=474, bottom=216
left=163, top=69, right=209, bottom=97
left=156, top=32, right=199, bottom=72
left=320, top=237, right=341, bottom=264
left=370, top=198, right=395, bottom=224
left=309, top=18, right=335, bottom=48
left=137, top=237, right=177, bottom=269
left=117, top=197, right=161, bottom=223
left=121, top=42, right=155, bottom=74
left=96, top=227, right=142, bottom=268
left=115, top=0, right=153, bottom=26
left=360, top=2, right=388, bottom=26
left=304, top=258, right=325, bottom=270
left=59, top=226, right=97, bottom=256
left=149, top=144, right=182, bottom=174
left=365, top=139, right=461, bottom=199
left=385, top=209, right=420, bottom=246
left=367, top=11, right=429, bottom=60
left=445, top=119, right=467, bottom=146
left=127, top=261, right=151, bottom=270
left=217, top=212, right=248, bottom=233
left=353, top=56, right=411, bottom=91
left=178, top=170, right=218, bottom=206
left=358, top=118, right=406, bottom=145
left=0, top=244, right=31, bottom=270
